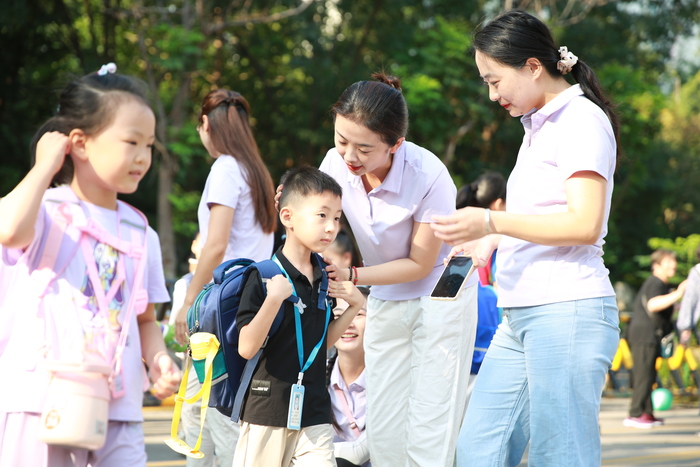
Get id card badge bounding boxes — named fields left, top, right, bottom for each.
left=287, top=384, right=305, bottom=430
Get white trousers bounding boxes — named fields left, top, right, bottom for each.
left=364, top=286, right=477, bottom=467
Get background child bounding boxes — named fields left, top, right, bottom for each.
left=455, top=171, right=506, bottom=408
left=233, top=166, right=364, bottom=467
left=169, top=231, right=202, bottom=327
left=170, top=230, right=235, bottom=466
left=0, top=65, right=180, bottom=466
left=324, top=228, right=360, bottom=271
left=327, top=286, right=371, bottom=467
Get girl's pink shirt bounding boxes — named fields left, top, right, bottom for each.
left=496, top=85, right=616, bottom=307
left=0, top=187, right=170, bottom=421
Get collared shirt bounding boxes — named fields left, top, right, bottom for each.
left=329, top=361, right=367, bottom=442
left=236, top=249, right=334, bottom=427
left=321, top=141, right=476, bottom=301
left=496, top=85, right=616, bottom=307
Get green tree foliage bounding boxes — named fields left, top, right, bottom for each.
left=2, top=0, right=700, bottom=283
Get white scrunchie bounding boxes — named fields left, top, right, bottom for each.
left=97, top=63, right=117, bottom=76
left=557, top=46, right=578, bottom=75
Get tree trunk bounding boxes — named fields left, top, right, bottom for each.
left=157, top=151, right=177, bottom=279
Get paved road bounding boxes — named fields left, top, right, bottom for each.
left=144, top=396, right=700, bottom=466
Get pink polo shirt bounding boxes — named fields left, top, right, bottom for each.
left=496, top=85, right=616, bottom=307
left=321, top=141, right=474, bottom=301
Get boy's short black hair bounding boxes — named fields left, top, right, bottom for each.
left=279, top=165, right=342, bottom=208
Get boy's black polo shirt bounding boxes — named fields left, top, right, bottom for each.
left=236, top=249, right=334, bottom=427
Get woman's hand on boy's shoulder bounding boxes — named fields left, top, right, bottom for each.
left=35, top=131, right=70, bottom=177
left=324, top=260, right=351, bottom=282
left=328, top=280, right=363, bottom=308
left=265, top=274, right=293, bottom=303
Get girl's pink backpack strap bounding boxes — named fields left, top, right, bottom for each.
left=117, top=200, right=149, bottom=315
left=33, top=192, right=83, bottom=298
left=109, top=200, right=149, bottom=398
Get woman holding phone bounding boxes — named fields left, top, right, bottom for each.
left=318, top=72, right=478, bottom=467
left=431, top=10, right=620, bottom=466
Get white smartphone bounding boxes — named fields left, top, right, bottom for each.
left=430, top=255, right=476, bottom=300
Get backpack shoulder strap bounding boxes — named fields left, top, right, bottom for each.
left=244, top=259, right=292, bottom=336
left=33, top=188, right=83, bottom=297
left=230, top=259, right=291, bottom=423
left=311, top=253, right=329, bottom=311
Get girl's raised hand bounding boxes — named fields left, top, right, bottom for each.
left=35, top=131, right=70, bottom=177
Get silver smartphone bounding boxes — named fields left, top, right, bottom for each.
left=430, top=255, right=476, bottom=300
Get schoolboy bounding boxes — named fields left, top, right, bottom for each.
left=233, top=166, right=365, bottom=467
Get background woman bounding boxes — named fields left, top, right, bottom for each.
left=172, top=89, right=277, bottom=466
left=432, top=10, right=621, bottom=466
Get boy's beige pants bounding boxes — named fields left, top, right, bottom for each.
left=233, top=422, right=335, bottom=467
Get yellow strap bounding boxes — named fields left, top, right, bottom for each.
left=164, top=333, right=220, bottom=459
left=611, top=338, right=634, bottom=371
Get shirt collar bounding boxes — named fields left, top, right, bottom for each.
left=330, top=359, right=366, bottom=391
left=274, top=247, right=322, bottom=286
left=346, top=143, right=406, bottom=195
left=521, top=84, right=584, bottom=134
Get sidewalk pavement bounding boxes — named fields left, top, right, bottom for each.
left=144, top=396, right=700, bottom=466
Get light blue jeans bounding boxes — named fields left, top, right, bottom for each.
left=456, top=296, right=619, bottom=467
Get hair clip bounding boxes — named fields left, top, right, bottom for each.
left=97, top=63, right=117, bottom=76
left=557, top=47, right=578, bottom=75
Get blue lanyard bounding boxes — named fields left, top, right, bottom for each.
left=272, top=256, right=331, bottom=385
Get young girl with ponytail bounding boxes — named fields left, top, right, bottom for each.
left=431, top=10, right=621, bottom=466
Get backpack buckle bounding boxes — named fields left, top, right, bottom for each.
left=131, top=289, right=149, bottom=315
left=82, top=218, right=107, bottom=242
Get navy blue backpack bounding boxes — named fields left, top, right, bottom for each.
left=187, top=254, right=329, bottom=422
